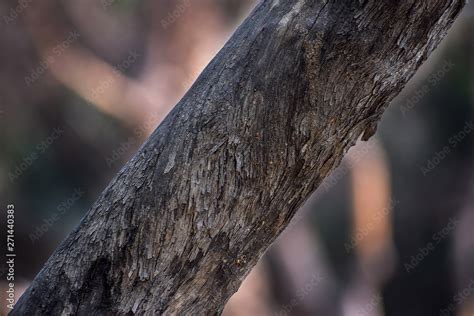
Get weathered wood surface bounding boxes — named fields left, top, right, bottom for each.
left=12, top=0, right=465, bottom=314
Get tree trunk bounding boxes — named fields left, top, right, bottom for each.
left=12, top=0, right=465, bottom=314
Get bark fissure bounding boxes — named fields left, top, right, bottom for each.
left=12, top=0, right=465, bottom=315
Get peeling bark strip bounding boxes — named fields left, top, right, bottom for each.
left=13, top=0, right=465, bottom=315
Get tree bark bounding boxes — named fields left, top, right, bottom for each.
left=12, top=0, right=465, bottom=314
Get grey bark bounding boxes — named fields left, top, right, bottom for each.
left=12, top=0, right=465, bottom=315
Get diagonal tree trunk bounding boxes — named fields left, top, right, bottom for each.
left=12, top=0, right=465, bottom=314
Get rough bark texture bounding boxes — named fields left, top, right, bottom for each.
left=12, top=0, right=465, bottom=315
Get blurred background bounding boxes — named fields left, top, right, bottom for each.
left=0, top=0, right=473, bottom=315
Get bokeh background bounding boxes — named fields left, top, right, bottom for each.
left=0, top=1, right=473, bottom=315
